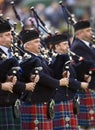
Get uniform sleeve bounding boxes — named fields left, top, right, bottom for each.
left=69, top=78, right=81, bottom=91
left=13, top=81, right=26, bottom=95
left=38, top=72, right=60, bottom=89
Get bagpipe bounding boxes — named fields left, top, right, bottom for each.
left=10, top=1, right=53, bottom=66
left=29, top=6, right=58, bottom=65
left=20, top=56, right=42, bottom=82
left=68, top=50, right=95, bottom=81
left=0, top=57, right=21, bottom=82
left=29, top=1, right=95, bottom=80
left=0, top=15, right=23, bottom=82
left=59, top=0, right=95, bottom=45
left=20, top=56, right=43, bottom=103
left=10, top=1, right=33, bottom=61
left=59, top=1, right=95, bottom=80
left=0, top=18, right=30, bottom=81
left=8, top=0, right=95, bottom=82
left=59, top=0, right=77, bottom=25
left=9, top=1, right=44, bottom=83
left=63, top=58, right=80, bottom=115
left=0, top=1, right=32, bottom=61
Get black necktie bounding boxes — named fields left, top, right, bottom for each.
left=38, top=55, right=51, bottom=73
left=89, top=43, right=92, bottom=48
left=8, top=48, right=12, bottom=58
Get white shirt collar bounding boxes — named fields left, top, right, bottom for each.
left=0, top=45, right=8, bottom=55
left=82, top=40, right=90, bottom=48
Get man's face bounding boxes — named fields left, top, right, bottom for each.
left=78, top=27, right=93, bottom=42
left=55, top=41, right=69, bottom=54
left=0, top=31, right=12, bottom=48
left=25, top=38, right=41, bottom=54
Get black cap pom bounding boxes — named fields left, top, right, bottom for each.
left=20, top=57, right=41, bottom=82
left=19, top=29, right=39, bottom=44
left=74, top=20, right=90, bottom=32
left=0, top=57, right=19, bottom=82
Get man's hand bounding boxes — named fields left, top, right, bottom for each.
left=62, top=71, right=70, bottom=78
left=30, top=74, right=40, bottom=83
left=6, top=75, right=17, bottom=85
left=1, top=82, right=14, bottom=93
left=60, top=78, right=69, bottom=87
left=12, top=76, right=17, bottom=85
left=25, top=82, right=36, bottom=92
left=81, top=82, right=89, bottom=92
left=84, top=74, right=91, bottom=83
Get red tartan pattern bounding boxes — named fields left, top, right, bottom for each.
left=53, top=100, right=78, bottom=130
left=21, top=102, right=53, bottom=130
left=78, top=91, right=95, bottom=127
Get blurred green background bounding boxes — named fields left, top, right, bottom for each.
left=0, top=0, right=93, bottom=33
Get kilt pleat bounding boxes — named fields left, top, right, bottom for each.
left=0, top=106, right=22, bottom=130
left=21, top=102, right=53, bottom=130
left=53, top=100, right=78, bottom=130
left=77, top=91, right=95, bottom=127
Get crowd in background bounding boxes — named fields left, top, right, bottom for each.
left=0, top=0, right=93, bottom=33
left=0, top=0, right=95, bottom=130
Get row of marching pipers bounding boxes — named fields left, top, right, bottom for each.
left=0, top=15, right=94, bottom=130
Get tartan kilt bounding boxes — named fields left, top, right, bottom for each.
left=53, top=100, right=78, bottom=130
left=21, top=102, right=53, bottom=130
left=77, top=90, right=95, bottom=127
left=0, top=106, right=22, bottom=130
